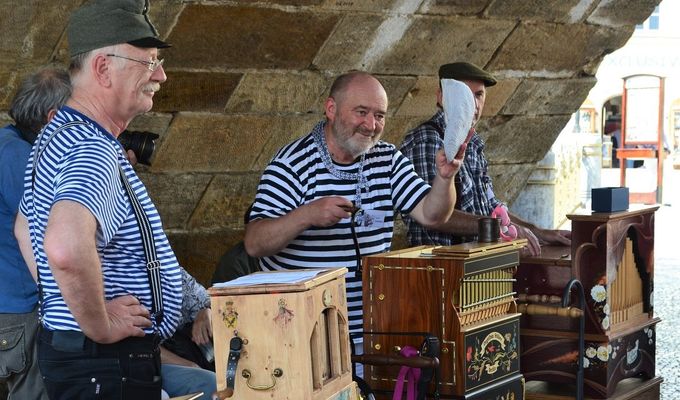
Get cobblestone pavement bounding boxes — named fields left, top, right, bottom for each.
left=653, top=158, right=679, bottom=400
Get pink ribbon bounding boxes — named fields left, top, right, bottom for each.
left=392, top=346, right=421, bottom=400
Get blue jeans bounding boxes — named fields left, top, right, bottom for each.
left=161, top=364, right=216, bottom=400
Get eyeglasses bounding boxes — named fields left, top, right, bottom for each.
left=106, top=54, right=164, bottom=72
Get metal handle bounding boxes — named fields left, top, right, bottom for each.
left=241, top=368, right=283, bottom=391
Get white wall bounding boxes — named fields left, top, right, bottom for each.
left=586, top=0, right=680, bottom=147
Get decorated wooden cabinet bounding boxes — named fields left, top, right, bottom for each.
left=515, top=206, right=661, bottom=399
left=208, top=268, right=358, bottom=400
left=362, top=241, right=526, bottom=399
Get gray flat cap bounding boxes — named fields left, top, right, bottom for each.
left=67, top=0, right=170, bottom=57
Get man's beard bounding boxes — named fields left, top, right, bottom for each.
left=330, top=120, right=379, bottom=160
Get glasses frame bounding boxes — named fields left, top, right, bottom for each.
left=106, top=54, right=164, bottom=72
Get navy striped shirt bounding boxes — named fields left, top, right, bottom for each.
left=19, top=107, right=182, bottom=339
left=249, top=121, right=431, bottom=332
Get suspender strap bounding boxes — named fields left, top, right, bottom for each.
left=119, top=166, right=164, bottom=325
left=31, top=122, right=88, bottom=319
left=31, top=122, right=88, bottom=188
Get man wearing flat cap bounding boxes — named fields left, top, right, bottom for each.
left=400, top=62, right=571, bottom=255
left=14, top=0, right=184, bottom=398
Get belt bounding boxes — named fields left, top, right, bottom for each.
left=40, top=328, right=160, bottom=355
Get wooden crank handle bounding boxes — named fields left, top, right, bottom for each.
left=351, top=354, right=439, bottom=369
left=517, top=303, right=583, bottom=318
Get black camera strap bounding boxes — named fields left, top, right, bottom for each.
left=118, top=165, right=164, bottom=326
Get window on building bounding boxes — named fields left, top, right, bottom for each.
left=573, top=108, right=596, bottom=133
left=636, top=6, right=660, bottom=30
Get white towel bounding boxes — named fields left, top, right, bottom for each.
left=441, top=79, right=475, bottom=161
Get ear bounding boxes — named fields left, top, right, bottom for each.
left=92, top=54, right=112, bottom=88
left=436, top=88, right=443, bottom=106
left=324, top=97, right=337, bottom=121
left=46, top=108, right=58, bottom=123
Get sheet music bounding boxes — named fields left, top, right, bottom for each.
left=212, top=270, right=325, bottom=287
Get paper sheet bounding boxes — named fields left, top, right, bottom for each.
left=441, top=79, right=475, bottom=161
left=212, top=270, right=325, bottom=287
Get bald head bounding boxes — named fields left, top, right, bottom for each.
left=329, top=71, right=386, bottom=106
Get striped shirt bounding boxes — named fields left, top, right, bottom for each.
left=19, top=107, right=182, bottom=339
left=400, top=110, right=502, bottom=245
left=249, top=121, right=431, bottom=331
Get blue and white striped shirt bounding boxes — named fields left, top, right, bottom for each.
left=249, top=121, right=431, bottom=332
left=19, top=107, right=182, bottom=339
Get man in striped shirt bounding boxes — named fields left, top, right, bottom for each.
left=13, top=1, right=182, bottom=398
left=245, top=71, right=465, bottom=334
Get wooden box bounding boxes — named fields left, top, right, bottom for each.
left=209, top=268, right=357, bottom=400
left=362, top=241, right=526, bottom=399
left=515, top=206, right=660, bottom=398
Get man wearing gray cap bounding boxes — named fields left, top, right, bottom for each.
left=400, top=62, right=571, bottom=255
left=14, top=1, right=182, bottom=398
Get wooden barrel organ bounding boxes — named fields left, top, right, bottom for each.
left=362, top=240, right=527, bottom=399
left=515, top=206, right=661, bottom=399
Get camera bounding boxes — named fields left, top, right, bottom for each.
left=118, top=130, right=159, bottom=166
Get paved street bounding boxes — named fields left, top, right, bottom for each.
left=651, top=157, right=679, bottom=400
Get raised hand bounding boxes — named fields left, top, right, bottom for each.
left=435, top=143, right=466, bottom=180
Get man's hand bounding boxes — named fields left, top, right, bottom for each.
left=435, top=144, right=465, bottom=180
left=305, top=196, right=354, bottom=227
left=535, top=228, right=572, bottom=247
left=100, top=295, right=152, bottom=343
left=191, top=308, right=213, bottom=346
left=515, top=225, right=541, bottom=256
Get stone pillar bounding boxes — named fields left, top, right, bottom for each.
left=510, top=131, right=582, bottom=229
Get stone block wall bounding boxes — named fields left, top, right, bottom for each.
left=0, top=0, right=660, bottom=286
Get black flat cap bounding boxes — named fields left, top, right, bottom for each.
left=67, top=0, right=170, bottom=57
left=438, top=62, right=497, bottom=87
